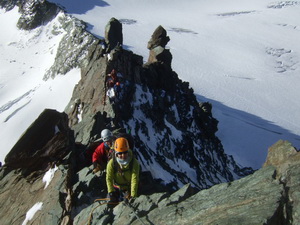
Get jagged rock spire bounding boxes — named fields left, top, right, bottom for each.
left=147, top=25, right=172, bottom=67
left=105, top=17, right=123, bottom=52
left=147, top=25, right=170, bottom=49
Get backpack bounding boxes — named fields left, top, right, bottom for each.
left=84, top=140, right=103, bottom=165
left=112, top=128, right=135, bottom=150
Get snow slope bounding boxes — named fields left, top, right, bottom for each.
left=0, top=8, right=81, bottom=163
left=1, top=0, right=300, bottom=169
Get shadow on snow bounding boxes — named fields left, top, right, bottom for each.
left=49, top=0, right=109, bottom=15
left=196, top=94, right=300, bottom=169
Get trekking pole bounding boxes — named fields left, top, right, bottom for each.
left=123, top=200, right=147, bottom=225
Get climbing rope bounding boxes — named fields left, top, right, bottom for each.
left=86, top=198, right=146, bottom=225
left=94, top=198, right=110, bottom=202
left=123, top=200, right=146, bottom=225
left=86, top=198, right=119, bottom=225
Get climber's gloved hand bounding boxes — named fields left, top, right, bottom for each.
left=92, top=162, right=101, bottom=173
left=129, top=197, right=135, bottom=204
left=125, top=192, right=131, bottom=199
left=109, top=191, right=118, bottom=203
left=123, top=191, right=133, bottom=204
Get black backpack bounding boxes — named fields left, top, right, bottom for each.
left=112, top=128, right=135, bottom=150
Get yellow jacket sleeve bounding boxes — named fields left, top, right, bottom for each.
left=106, top=159, right=115, bottom=193
left=130, top=158, right=140, bottom=197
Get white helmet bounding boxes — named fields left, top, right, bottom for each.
left=101, top=129, right=113, bottom=142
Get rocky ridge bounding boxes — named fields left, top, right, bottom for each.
left=67, top=140, right=300, bottom=225
left=63, top=18, right=253, bottom=191
left=123, top=140, right=300, bottom=225
left=1, top=138, right=299, bottom=224
left=0, top=0, right=276, bottom=224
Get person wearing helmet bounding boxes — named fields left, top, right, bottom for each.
left=106, top=137, right=140, bottom=203
left=105, top=69, right=125, bottom=104
left=92, top=129, right=115, bottom=173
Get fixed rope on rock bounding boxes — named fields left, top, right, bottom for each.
left=123, top=199, right=146, bottom=225
left=86, top=198, right=118, bottom=225
left=87, top=198, right=146, bottom=225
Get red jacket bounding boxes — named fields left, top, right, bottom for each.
left=92, top=142, right=109, bottom=165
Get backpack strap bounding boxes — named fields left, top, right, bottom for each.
left=113, top=156, right=134, bottom=187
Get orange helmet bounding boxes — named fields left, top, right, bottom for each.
left=114, top=137, right=129, bottom=152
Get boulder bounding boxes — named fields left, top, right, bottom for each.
left=4, top=109, right=74, bottom=175
left=148, top=46, right=173, bottom=66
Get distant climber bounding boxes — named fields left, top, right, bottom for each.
left=106, top=137, right=140, bottom=203
left=106, top=69, right=125, bottom=104
left=92, top=129, right=115, bottom=173
left=106, top=69, right=118, bottom=88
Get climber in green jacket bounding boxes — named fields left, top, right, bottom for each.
left=106, top=137, right=140, bottom=203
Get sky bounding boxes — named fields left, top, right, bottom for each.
left=0, top=0, right=300, bottom=169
